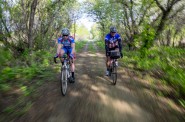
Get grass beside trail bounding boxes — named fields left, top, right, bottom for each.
left=0, top=48, right=58, bottom=121
left=76, top=40, right=88, bottom=53
left=76, top=40, right=97, bottom=53
left=0, top=41, right=88, bottom=121
left=123, top=47, right=185, bottom=108
left=95, top=40, right=185, bottom=108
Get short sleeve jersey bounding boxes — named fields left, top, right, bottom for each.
left=58, top=36, right=75, bottom=48
left=105, top=33, right=121, bottom=48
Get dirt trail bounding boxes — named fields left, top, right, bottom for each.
left=17, top=41, right=184, bottom=122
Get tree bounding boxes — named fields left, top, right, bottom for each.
left=0, top=0, right=78, bottom=53
left=28, top=0, right=38, bottom=50
left=154, top=0, right=184, bottom=40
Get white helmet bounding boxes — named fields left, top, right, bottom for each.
left=110, top=26, right=117, bottom=33
left=61, top=28, right=70, bottom=36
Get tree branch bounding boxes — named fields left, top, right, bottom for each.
left=154, top=0, right=165, bottom=12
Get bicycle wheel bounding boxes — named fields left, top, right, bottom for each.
left=60, top=68, right=68, bottom=96
left=111, top=62, right=117, bottom=85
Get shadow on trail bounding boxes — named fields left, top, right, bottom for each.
left=17, top=41, right=184, bottom=122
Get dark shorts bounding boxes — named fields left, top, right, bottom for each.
left=62, top=47, right=76, bottom=59
left=62, top=47, right=72, bottom=54
left=106, top=48, right=118, bottom=57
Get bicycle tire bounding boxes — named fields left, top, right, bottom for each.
left=111, top=62, right=117, bottom=85
left=60, top=68, right=68, bottom=96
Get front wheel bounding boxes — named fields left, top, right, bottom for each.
left=111, top=62, right=117, bottom=85
left=60, top=69, right=68, bottom=96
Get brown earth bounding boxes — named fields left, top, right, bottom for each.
left=15, top=41, right=184, bottom=122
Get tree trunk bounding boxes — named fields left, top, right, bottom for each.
left=154, top=0, right=182, bottom=41
left=28, top=0, right=38, bottom=50
left=172, top=37, right=175, bottom=47
left=73, top=20, right=76, bottom=39
left=166, top=29, right=171, bottom=46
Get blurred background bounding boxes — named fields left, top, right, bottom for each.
left=0, top=0, right=185, bottom=121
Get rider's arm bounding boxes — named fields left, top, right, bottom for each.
left=70, top=37, right=75, bottom=54
left=117, top=35, right=123, bottom=58
left=118, top=39, right=122, bottom=52
left=57, top=44, right=62, bottom=56
left=118, top=36, right=122, bottom=52
left=105, top=36, right=109, bottom=53
left=71, top=43, right=75, bottom=53
left=57, top=38, right=63, bottom=56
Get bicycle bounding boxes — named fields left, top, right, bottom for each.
left=108, top=50, right=120, bottom=85
left=54, top=54, right=73, bottom=96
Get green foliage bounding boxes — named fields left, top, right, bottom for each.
left=88, top=41, right=96, bottom=53
left=95, top=40, right=104, bottom=51
left=179, top=99, right=185, bottom=108
left=74, top=24, right=90, bottom=40
left=0, top=48, right=54, bottom=92
left=134, top=24, right=156, bottom=57
left=3, top=99, right=32, bottom=117
left=0, top=47, right=58, bottom=120
left=75, top=40, right=87, bottom=52
left=122, top=46, right=185, bottom=100
left=0, top=48, right=12, bottom=67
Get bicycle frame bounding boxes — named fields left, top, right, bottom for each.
left=60, top=55, right=72, bottom=96
left=54, top=54, right=73, bottom=96
left=109, top=58, right=117, bottom=85
left=62, top=57, right=71, bottom=79
left=107, top=50, right=120, bottom=85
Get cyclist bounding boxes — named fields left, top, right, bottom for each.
left=105, top=26, right=123, bottom=76
left=54, top=28, right=76, bottom=83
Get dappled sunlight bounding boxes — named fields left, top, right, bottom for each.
left=95, top=52, right=105, bottom=58
left=78, top=74, right=89, bottom=82
left=86, top=53, right=97, bottom=57
left=1, top=0, right=185, bottom=120
left=77, top=53, right=88, bottom=57
left=96, top=76, right=108, bottom=82
left=10, top=41, right=184, bottom=122
left=69, top=90, right=82, bottom=97
left=75, top=63, right=83, bottom=66
left=96, top=88, right=110, bottom=106
left=116, top=85, right=131, bottom=93
left=91, top=78, right=153, bottom=121
left=112, top=99, right=136, bottom=114
left=91, top=85, right=99, bottom=91
left=119, top=75, right=130, bottom=81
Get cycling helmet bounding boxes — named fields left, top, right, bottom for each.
left=61, top=28, right=70, bottom=36
left=110, top=26, right=117, bottom=33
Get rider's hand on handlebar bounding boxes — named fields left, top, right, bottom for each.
left=120, top=52, right=123, bottom=58
left=54, top=54, right=58, bottom=63
left=54, top=54, right=58, bottom=58
left=69, top=54, right=74, bottom=59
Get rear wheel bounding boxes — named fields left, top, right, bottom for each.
left=111, top=62, right=117, bottom=85
left=60, top=69, right=68, bottom=96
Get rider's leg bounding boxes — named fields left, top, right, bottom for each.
left=115, top=48, right=119, bottom=66
left=60, top=48, right=66, bottom=64
left=106, top=56, right=111, bottom=68
left=69, top=48, right=75, bottom=80
left=106, top=56, right=111, bottom=75
left=71, top=59, right=75, bottom=78
left=59, top=49, right=65, bottom=57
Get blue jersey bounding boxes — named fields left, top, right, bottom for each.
left=58, top=36, right=75, bottom=49
left=105, top=33, right=121, bottom=49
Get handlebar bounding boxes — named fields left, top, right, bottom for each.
left=53, top=55, right=73, bottom=64
left=54, top=56, right=58, bottom=63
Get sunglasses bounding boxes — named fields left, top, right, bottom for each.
left=63, top=35, right=68, bottom=37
